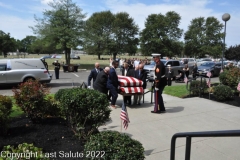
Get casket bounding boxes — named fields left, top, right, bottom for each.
left=119, top=86, right=144, bottom=94
left=118, top=75, right=143, bottom=87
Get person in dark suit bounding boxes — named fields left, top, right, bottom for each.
left=93, top=67, right=110, bottom=96
left=107, top=60, right=119, bottom=109
left=122, top=62, right=135, bottom=106
left=152, top=53, right=167, bottom=114
left=87, top=62, right=103, bottom=88
left=53, top=60, right=60, bottom=79
left=134, top=64, right=147, bottom=105
left=166, top=65, right=174, bottom=86
left=192, top=63, right=198, bottom=79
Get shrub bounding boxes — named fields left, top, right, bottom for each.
left=84, top=130, right=145, bottom=160
left=0, top=95, right=13, bottom=135
left=213, top=85, right=234, bottom=101
left=219, top=67, right=240, bottom=88
left=2, top=143, right=49, bottom=160
left=189, top=80, right=207, bottom=96
left=12, top=80, right=60, bottom=122
left=54, top=88, right=111, bottom=140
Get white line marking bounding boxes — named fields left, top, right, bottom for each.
left=72, top=73, right=79, bottom=77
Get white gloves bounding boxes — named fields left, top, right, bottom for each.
left=155, top=87, right=159, bottom=91
left=88, top=86, right=91, bottom=89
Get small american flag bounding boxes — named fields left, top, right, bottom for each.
left=184, top=77, right=188, bottom=83
left=237, top=82, right=240, bottom=91
left=120, top=102, right=130, bottom=130
left=206, top=78, right=211, bottom=88
left=207, top=71, right=212, bottom=78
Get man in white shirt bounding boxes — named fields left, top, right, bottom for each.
left=87, top=62, right=103, bottom=88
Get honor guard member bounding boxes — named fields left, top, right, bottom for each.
left=152, top=53, right=167, bottom=114
left=166, top=65, right=174, bottom=86
left=42, top=58, right=48, bottom=70
left=53, top=60, right=60, bottom=79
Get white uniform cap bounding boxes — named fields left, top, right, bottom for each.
left=167, top=65, right=171, bottom=67
left=151, top=53, right=161, bottom=57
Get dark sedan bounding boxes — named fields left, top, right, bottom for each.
left=197, top=62, right=222, bottom=77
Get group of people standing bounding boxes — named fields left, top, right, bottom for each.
left=88, top=59, right=148, bottom=109
left=88, top=53, right=167, bottom=114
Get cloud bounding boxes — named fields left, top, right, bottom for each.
left=0, top=2, right=12, bottom=9
left=0, top=14, right=35, bottom=40
left=103, top=0, right=239, bottom=46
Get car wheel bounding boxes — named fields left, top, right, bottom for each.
left=23, top=77, right=35, bottom=83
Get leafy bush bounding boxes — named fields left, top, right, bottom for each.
left=2, top=143, right=49, bottom=160
left=219, top=67, right=240, bottom=88
left=0, top=95, right=13, bottom=135
left=84, top=130, right=145, bottom=160
left=213, top=85, right=234, bottom=101
left=189, top=80, right=207, bottom=96
left=55, top=88, right=111, bottom=140
left=12, top=80, right=60, bottom=122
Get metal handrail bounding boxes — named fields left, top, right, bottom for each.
left=170, top=130, right=240, bottom=160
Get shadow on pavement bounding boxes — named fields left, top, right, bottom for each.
left=166, top=106, right=184, bottom=113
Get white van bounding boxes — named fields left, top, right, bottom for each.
left=0, top=59, right=52, bottom=85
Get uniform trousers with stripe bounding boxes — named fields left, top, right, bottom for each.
left=154, top=85, right=166, bottom=112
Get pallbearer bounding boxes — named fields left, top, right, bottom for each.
left=166, top=65, right=174, bottom=86
left=151, top=53, right=167, bottom=114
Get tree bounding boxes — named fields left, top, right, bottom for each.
left=111, top=12, right=139, bottom=59
left=184, top=17, right=223, bottom=58
left=140, top=11, right=183, bottom=57
left=30, top=0, right=86, bottom=65
left=20, top=36, right=37, bottom=53
left=84, top=11, right=114, bottom=59
left=225, top=45, right=240, bottom=62
left=0, top=31, right=17, bottom=57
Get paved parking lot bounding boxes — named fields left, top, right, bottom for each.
left=0, top=69, right=220, bottom=96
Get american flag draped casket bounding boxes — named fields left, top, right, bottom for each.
left=118, top=75, right=144, bottom=94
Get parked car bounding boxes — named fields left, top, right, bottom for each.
left=144, top=59, right=193, bottom=81
left=179, top=58, right=196, bottom=67
left=196, top=62, right=222, bottom=77
left=40, top=55, right=52, bottom=59
left=196, top=58, right=212, bottom=66
left=70, top=55, right=80, bottom=59
left=0, top=59, right=52, bottom=85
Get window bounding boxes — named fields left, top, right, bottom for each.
left=166, top=61, right=172, bottom=66
left=0, top=64, right=6, bottom=71
left=172, top=61, right=180, bottom=66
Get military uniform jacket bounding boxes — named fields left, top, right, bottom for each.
left=54, top=63, right=61, bottom=70
left=155, top=61, right=167, bottom=88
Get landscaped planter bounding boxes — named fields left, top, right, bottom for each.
left=63, top=64, right=79, bottom=72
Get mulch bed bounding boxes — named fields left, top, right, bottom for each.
left=185, top=93, right=240, bottom=107
left=0, top=116, right=84, bottom=160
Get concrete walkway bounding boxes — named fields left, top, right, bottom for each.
left=99, top=92, right=240, bottom=160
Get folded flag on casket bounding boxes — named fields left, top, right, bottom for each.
left=120, top=102, right=130, bottom=130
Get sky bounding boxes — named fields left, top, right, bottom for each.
left=0, top=0, right=239, bottom=47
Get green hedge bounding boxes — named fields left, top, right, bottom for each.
left=84, top=130, right=145, bottom=160
left=0, top=95, right=13, bottom=135
left=55, top=88, right=111, bottom=140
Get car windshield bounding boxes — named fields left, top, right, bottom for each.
left=201, top=62, right=215, bottom=67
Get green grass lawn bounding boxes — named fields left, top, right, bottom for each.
left=164, top=85, right=189, bottom=98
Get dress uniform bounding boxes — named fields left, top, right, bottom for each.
left=53, top=60, right=60, bottom=79
left=166, top=65, right=174, bottom=86
left=152, top=53, right=167, bottom=114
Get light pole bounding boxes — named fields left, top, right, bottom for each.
left=221, top=13, right=231, bottom=70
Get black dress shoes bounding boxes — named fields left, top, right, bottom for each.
left=151, top=111, right=161, bottom=114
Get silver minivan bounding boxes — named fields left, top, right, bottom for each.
left=0, top=59, right=52, bottom=85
